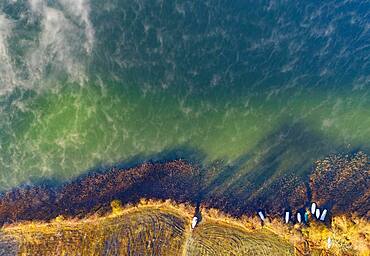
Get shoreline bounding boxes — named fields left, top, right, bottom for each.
left=0, top=151, right=368, bottom=227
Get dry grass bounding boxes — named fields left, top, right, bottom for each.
left=301, top=215, right=370, bottom=256
left=3, top=199, right=192, bottom=256
left=0, top=200, right=368, bottom=256
left=187, top=218, right=293, bottom=255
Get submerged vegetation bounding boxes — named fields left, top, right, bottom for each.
left=1, top=199, right=368, bottom=256
left=0, top=152, right=368, bottom=225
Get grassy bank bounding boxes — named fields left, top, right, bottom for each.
left=1, top=199, right=368, bottom=255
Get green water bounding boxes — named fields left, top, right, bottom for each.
left=0, top=0, right=369, bottom=190
left=1, top=81, right=368, bottom=189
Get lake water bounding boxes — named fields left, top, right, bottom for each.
left=0, top=0, right=369, bottom=190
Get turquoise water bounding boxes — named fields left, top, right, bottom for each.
left=0, top=0, right=369, bottom=190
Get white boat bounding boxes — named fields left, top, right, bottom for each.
left=320, top=209, right=328, bottom=221
left=315, top=208, right=320, bottom=219
left=311, top=203, right=316, bottom=215
left=285, top=211, right=290, bottom=224
left=297, top=212, right=302, bottom=223
left=191, top=216, right=198, bottom=229
left=258, top=211, right=265, bottom=222
left=327, top=237, right=332, bottom=249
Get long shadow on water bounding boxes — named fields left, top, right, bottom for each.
left=197, top=122, right=343, bottom=216
left=0, top=121, right=365, bottom=224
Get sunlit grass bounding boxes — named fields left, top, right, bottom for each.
left=2, top=199, right=368, bottom=255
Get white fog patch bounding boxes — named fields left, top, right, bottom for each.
left=27, top=7, right=86, bottom=83
left=28, top=0, right=45, bottom=14
left=25, top=0, right=95, bottom=85
left=59, top=0, right=95, bottom=54
left=0, top=14, right=16, bottom=95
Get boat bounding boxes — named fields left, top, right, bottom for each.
left=327, top=237, right=332, bottom=249
left=285, top=211, right=290, bottom=224
left=258, top=211, right=265, bottom=222
left=297, top=212, right=302, bottom=223
left=304, top=211, right=309, bottom=223
left=320, top=209, right=328, bottom=221
left=311, top=202, right=316, bottom=215
left=191, top=216, right=198, bottom=229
